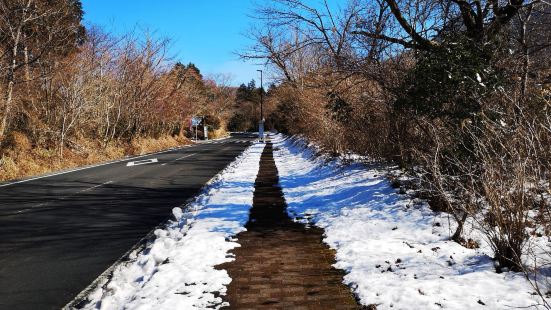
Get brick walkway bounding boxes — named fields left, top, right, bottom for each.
left=219, top=142, right=360, bottom=309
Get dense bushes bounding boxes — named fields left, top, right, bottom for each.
left=247, top=0, right=551, bottom=299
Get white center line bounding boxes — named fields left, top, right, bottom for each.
left=78, top=180, right=114, bottom=193
left=161, top=153, right=196, bottom=166
left=15, top=180, right=115, bottom=214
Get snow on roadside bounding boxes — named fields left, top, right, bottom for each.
left=81, top=142, right=264, bottom=310
left=271, top=134, right=546, bottom=310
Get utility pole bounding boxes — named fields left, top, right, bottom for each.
left=257, top=69, right=264, bottom=142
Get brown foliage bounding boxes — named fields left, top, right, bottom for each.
left=250, top=0, right=551, bottom=303
left=0, top=4, right=236, bottom=181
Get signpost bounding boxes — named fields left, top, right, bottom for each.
left=257, top=69, right=265, bottom=142
left=191, top=116, right=202, bottom=141
left=259, top=119, right=264, bottom=142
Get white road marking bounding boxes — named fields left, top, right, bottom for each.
left=161, top=153, right=196, bottom=166
left=15, top=180, right=114, bottom=214
left=126, top=158, right=158, bottom=167
left=78, top=180, right=114, bottom=193
left=0, top=145, right=192, bottom=188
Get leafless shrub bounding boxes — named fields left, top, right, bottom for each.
left=248, top=2, right=551, bottom=303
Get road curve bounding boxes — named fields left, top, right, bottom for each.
left=0, top=133, right=257, bottom=310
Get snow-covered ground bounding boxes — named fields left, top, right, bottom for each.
left=80, top=142, right=264, bottom=310
left=271, top=134, right=548, bottom=310
left=78, top=133, right=549, bottom=310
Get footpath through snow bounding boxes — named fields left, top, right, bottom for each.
left=219, top=141, right=359, bottom=309
left=271, top=134, right=547, bottom=309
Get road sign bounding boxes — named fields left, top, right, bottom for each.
left=191, top=117, right=202, bottom=126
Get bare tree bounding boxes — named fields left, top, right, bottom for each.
left=0, top=0, right=83, bottom=141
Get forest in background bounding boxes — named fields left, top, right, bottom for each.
left=0, top=0, right=240, bottom=181
left=243, top=0, right=551, bottom=303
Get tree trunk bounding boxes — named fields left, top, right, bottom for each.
left=0, top=45, right=19, bottom=141
left=0, top=80, right=15, bottom=141
left=519, top=7, right=532, bottom=104
left=451, top=212, right=468, bottom=243
left=0, top=0, right=31, bottom=141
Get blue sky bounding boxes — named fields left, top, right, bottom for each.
left=81, top=1, right=264, bottom=86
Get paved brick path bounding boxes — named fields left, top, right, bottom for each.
left=219, top=142, right=360, bottom=309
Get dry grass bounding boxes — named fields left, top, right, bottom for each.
left=129, top=135, right=189, bottom=155
left=0, top=132, right=191, bottom=182
left=210, top=127, right=229, bottom=139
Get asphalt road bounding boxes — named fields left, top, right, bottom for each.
left=0, top=133, right=257, bottom=310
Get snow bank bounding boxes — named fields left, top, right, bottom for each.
left=81, top=142, right=264, bottom=310
left=271, top=134, right=546, bottom=310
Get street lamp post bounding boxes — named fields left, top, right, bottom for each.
left=257, top=69, right=265, bottom=142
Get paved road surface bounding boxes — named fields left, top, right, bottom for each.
left=0, top=133, right=257, bottom=310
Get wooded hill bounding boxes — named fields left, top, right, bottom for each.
left=0, top=0, right=236, bottom=180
